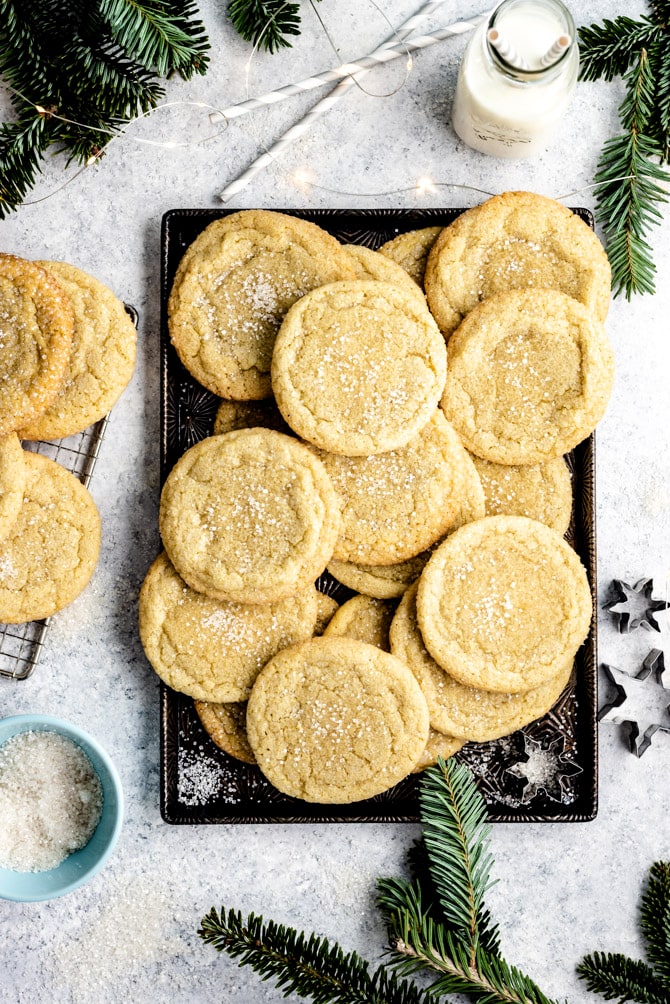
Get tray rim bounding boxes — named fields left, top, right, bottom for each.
left=159, top=206, right=599, bottom=825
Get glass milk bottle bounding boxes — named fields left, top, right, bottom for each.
left=451, top=0, right=579, bottom=158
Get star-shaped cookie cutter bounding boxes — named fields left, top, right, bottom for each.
left=603, top=578, right=670, bottom=633
left=505, top=733, right=582, bottom=804
left=599, top=650, right=670, bottom=756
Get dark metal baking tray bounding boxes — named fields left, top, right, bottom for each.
left=160, top=208, right=598, bottom=824
left=0, top=304, right=139, bottom=681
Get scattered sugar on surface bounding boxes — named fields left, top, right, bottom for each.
left=0, top=730, right=102, bottom=872
left=177, top=748, right=222, bottom=806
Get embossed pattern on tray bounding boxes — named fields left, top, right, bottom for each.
left=160, top=209, right=598, bottom=824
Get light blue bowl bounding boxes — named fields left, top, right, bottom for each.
left=0, top=715, right=123, bottom=902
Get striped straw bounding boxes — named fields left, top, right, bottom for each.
left=212, top=7, right=489, bottom=124
left=487, top=28, right=529, bottom=71
left=218, top=11, right=488, bottom=202
left=539, top=34, right=571, bottom=68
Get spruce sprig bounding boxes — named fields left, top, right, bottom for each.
left=577, top=861, right=670, bottom=1002
left=198, top=907, right=434, bottom=1004
left=199, top=759, right=558, bottom=1004
left=0, top=1, right=209, bottom=217
left=228, top=0, right=318, bottom=53
left=578, top=7, right=670, bottom=298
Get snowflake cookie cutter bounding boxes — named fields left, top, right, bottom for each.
left=603, top=578, right=670, bottom=633
left=505, top=732, right=582, bottom=804
left=599, top=650, right=670, bottom=756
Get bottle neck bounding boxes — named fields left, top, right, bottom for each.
left=484, top=0, right=576, bottom=84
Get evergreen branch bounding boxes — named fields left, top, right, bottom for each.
left=0, top=115, right=52, bottom=217
left=198, top=907, right=434, bottom=1004
left=420, top=758, right=500, bottom=959
left=646, top=38, right=670, bottom=158
left=640, top=862, right=670, bottom=987
left=228, top=0, right=303, bottom=53
left=382, top=887, right=560, bottom=1004
left=578, top=17, right=663, bottom=83
left=592, top=49, right=670, bottom=298
left=99, top=0, right=209, bottom=77
left=577, top=952, right=668, bottom=1003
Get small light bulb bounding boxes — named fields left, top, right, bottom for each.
left=35, top=105, right=47, bottom=115
left=85, top=154, right=98, bottom=167
left=293, top=168, right=313, bottom=190
left=416, top=176, right=437, bottom=196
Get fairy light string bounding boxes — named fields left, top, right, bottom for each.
left=1, top=1, right=631, bottom=214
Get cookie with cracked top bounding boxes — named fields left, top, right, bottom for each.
left=159, top=428, right=341, bottom=604
left=246, top=636, right=430, bottom=803
left=139, top=551, right=318, bottom=702
left=424, top=191, right=611, bottom=339
left=416, top=515, right=592, bottom=694
left=168, top=210, right=356, bottom=400
left=440, top=288, right=614, bottom=464
left=271, top=280, right=447, bottom=456
left=0, top=254, right=74, bottom=436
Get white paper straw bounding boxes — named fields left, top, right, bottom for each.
left=218, top=11, right=489, bottom=202
left=212, top=7, right=489, bottom=124
left=487, top=28, right=529, bottom=71
left=539, top=34, right=571, bottom=68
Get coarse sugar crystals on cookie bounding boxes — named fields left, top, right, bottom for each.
left=168, top=210, right=356, bottom=400
left=391, top=582, right=574, bottom=741
left=440, top=289, right=615, bottom=464
left=139, top=552, right=318, bottom=701
left=159, top=428, right=341, bottom=604
left=0, top=434, right=26, bottom=543
left=318, top=410, right=468, bottom=566
left=378, top=227, right=443, bottom=286
left=19, top=261, right=137, bottom=440
left=0, top=452, right=101, bottom=623
left=416, top=515, right=592, bottom=694
left=424, top=191, right=612, bottom=338
left=472, top=454, right=572, bottom=535
left=271, top=280, right=447, bottom=456
left=0, top=254, right=74, bottom=437
left=323, top=594, right=395, bottom=651
left=246, top=636, right=429, bottom=803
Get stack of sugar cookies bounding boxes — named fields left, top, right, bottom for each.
left=0, top=254, right=137, bottom=623
left=140, top=194, right=614, bottom=804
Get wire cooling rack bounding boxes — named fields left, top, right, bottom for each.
left=0, top=304, right=138, bottom=681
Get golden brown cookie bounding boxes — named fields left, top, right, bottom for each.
left=0, top=255, right=74, bottom=436
left=416, top=516, right=592, bottom=693
left=424, top=192, right=611, bottom=338
left=325, top=451, right=484, bottom=598
left=343, top=244, right=428, bottom=307
left=0, top=434, right=26, bottom=543
left=246, top=636, right=430, bottom=802
left=159, top=429, right=341, bottom=604
left=328, top=552, right=430, bottom=600
left=168, top=210, right=356, bottom=400
left=213, top=397, right=289, bottom=436
left=440, top=289, right=615, bottom=464
left=194, top=701, right=256, bottom=764
left=318, top=411, right=468, bottom=565
left=271, top=280, right=447, bottom=456
left=138, top=552, right=318, bottom=701
left=391, top=582, right=574, bottom=740
left=412, top=730, right=465, bottom=772
left=323, top=594, right=395, bottom=651
left=378, top=227, right=443, bottom=286
left=19, top=261, right=137, bottom=440
left=0, top=452, right=100, bottom=622
left=472, top=454, right=572, bottom=534
left=314, top=591, right=340, bottom=635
